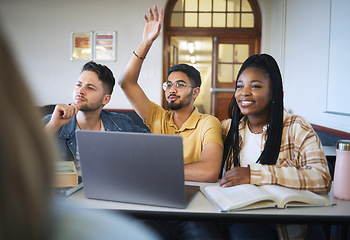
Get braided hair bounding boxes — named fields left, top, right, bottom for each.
left=222, top=54, right=284, bottom=173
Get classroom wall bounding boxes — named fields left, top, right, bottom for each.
left=0, top=0, right=167, bottom=110
left=0, top=0, right=349, bottom=133
left=283, top=0, right=349, bottom=133
left=260, top=0, right=349, bottom=133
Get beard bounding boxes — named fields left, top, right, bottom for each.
left=74, top=96, right=104, bottom=112
left=167, top=89, right=193, bottom=110
left=78, top=103, right=101, bottom=112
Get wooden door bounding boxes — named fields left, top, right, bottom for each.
left=211, top=37, right=255, bottom=121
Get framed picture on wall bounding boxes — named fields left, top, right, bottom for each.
left=93, top=31, right=117, bottom=61
left=71, top=32, right=93, bottom=61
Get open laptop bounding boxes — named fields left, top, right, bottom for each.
left=76, top=130, right=199, bottom=209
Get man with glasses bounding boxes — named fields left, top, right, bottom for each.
left=118, top=6, right=223, bottom=183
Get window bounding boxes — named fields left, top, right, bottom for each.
left=170, top=0, right=254, bottom=28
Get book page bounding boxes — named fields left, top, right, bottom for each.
left=54, top=161, right=78, bottom=187
left=259, top=185, right=331, bottom=208
left=202, top=184, right=277, bottom=211
left=55, top=161, right=77, bottom=175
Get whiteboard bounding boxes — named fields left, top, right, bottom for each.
left=326, top=0, right=350, bottom=115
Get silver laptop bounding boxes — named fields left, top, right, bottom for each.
left=76, top=130, right=199, bottom=208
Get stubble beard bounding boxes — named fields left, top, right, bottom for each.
left=75, top=98, right=103, bottom=112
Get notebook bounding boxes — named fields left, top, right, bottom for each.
left=76, top=130, right=199, bottom=208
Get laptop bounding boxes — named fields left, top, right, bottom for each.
left=76, top=130, right=199, bottom=208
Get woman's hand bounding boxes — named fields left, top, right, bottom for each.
left=219, top=166, right=250, bottom=187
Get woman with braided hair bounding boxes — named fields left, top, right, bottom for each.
left=219, top=54, right=331, bottom=239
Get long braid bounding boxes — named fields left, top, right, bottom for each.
left=222, top=97, right=241, bottom=172
left=256, top=54, right=284, bottom=164
left=221, top=59, right=249, bottom=173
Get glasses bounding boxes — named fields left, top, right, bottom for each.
left=162, top=81, right=195, bottom=91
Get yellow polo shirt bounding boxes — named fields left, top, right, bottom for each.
left=145, top=102, right=223, bottom=164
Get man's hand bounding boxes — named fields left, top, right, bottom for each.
left=219, top=167, right=250, bottom=187
left=142, top=5, right=164, bottom=43
left=45, top=103, right=79, bottom=135
left=184, top=143, right=223, bottom=182
left=118, top=5, right=164, bottom=121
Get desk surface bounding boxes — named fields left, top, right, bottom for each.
left=67, top=182, right=350, bottom=224
left=323, top=146, right=336, bottom=157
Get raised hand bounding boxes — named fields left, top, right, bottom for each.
left=142, top=5, right=164, bottom=43
left=118, top=5, right=164, bottom=121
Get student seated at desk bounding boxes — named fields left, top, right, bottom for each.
left=219, top=54, right=332, bottom=240
left=0, top=31, right=159, bottom=240
left=118, top=5, right=223, bottom=183
left=42, top=61, right=147, bottom=174
left=118, top=5, right=223, bottom=240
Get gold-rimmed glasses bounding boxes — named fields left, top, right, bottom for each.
left=162, top=81, right=195, bottom=91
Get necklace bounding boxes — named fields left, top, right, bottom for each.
left=247, top=121, right=264, bottom=134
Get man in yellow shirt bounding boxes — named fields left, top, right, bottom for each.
left=118, top=6, right=223, bottom=183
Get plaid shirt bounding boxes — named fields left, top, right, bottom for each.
left=222, top=110, right=332, bottom=193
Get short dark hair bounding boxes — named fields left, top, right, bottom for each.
left=81, top=61, right=115, bottom=95
left=167, top=64, right=201, bottom=88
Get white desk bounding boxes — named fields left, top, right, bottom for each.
left=323, top=146, right=337, bottom=157
left=67, top=182, right=350, bottom=224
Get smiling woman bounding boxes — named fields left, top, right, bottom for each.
left=220, top=53, right=331, bottom=240
left=234, top=67, right=272, bottom=130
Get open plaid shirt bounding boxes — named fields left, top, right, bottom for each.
left=221, top=110, right=332, bottom=193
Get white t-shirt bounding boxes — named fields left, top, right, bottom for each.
left=240, top=123, right=263, bottom=167
left=75, top=119, right=105, bottom=176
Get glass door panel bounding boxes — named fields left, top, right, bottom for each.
left=212, top=38, right=254, bottom=120
left=218, top=64, right=233, bottom=83
left=216, top=42, right=249, bottom=88
left=169, top=36, right=213, bottom=114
